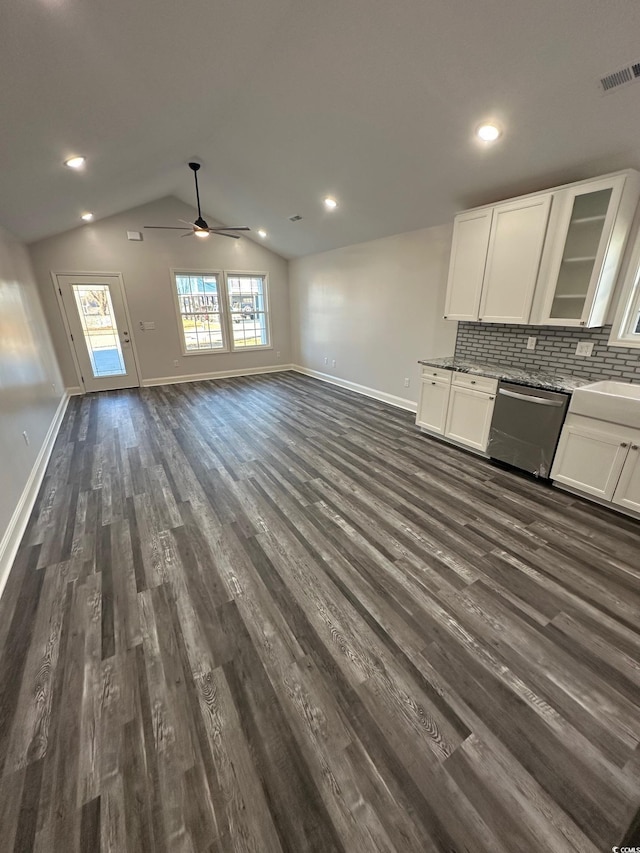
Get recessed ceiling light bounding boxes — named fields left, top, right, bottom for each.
left=324, top=197, right=338, bottom=210
left=476, top=123, right=501, bottom=142
left=257, top=229, right=267, bottom=238
left=65, top=156, right=86, bottom=169
left=81, top=212, right=93, bottom=221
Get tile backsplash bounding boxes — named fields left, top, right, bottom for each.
left=454, top=322, right=640, bottom=381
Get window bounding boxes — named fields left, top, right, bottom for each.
left=609, top=228, right=640, bottom=348
left=226, top=273, right=270, bottom=350
left=172, top=270, right=271, bottom=354
left=174, top=271, right=226, bottom=353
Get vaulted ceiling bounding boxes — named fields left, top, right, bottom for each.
left=3, top=0, right=640, bottom=257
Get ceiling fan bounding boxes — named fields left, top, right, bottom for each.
left=144, top=162, right=250, bottom=239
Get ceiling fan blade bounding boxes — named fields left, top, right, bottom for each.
left=178, top=219, right=196, bottom=227
left=210, top=226, right=251, bottom=232
left=144, top=225, right=193, bottom=230
left=217, top=232, right=241, bottom=239
left=181, top=231, right=194, bottom=237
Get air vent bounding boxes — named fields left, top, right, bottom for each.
left=599, top=61, right=640, bottom=94
left=288, top=214, right=303, bottom=222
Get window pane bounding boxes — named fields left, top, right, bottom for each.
left=175, top=273, right=225, bottom=350
left=72, top=284, right=127, bottom=377
left=227, top=275, right=269, bottom=348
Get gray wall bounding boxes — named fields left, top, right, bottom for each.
left=0, top=225, right=63, bottom=562
left=289, top=224, right=458, bottom=405
left=455, top=322, right=640, bottom=381
left=28, top=197, right=291, bottom=389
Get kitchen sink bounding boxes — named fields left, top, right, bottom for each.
left=569, top=380, right=640, bottom=429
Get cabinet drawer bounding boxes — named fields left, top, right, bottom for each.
left=452, top=372, right=497, bottom=393
left=421, top=366, right=452, bottom=383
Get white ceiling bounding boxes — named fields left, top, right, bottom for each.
left=3, top=0, right=640, bottom=258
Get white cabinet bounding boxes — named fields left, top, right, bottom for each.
left=444, top=210, right=492, bottom=321
left=479, top=194, right=552, bottom=324
left=613, top=442, right=640, bottom=513
left=550, top=421, right=630, bottom=500
left=416, top=368, right=496, bottom=453
left=551, top=414, right=640, bottom=515
left=416, top=378, right=450, bottom=434
left=444, top=384, right=496, bottom=452
left=443, top=169, right=639, bottom=328
left=535, top=173, right=640, bottom=327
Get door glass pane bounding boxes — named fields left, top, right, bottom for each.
left=550, top=188, right=612, bottom=319
left=72, top=285, right=127, bottom=377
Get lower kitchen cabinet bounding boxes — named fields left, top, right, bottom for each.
left=551, top=415, right=640, bottom=514
left=612, top=441, right=640, bottom=513
left=416, top=379, right=450, bottom=434
left=551, top=422, right=630, bottom=500
left=444, top=385, right=495, bottom=452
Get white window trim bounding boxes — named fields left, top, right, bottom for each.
left=609, top=228, right=640, bottom=349
left=224, top=270, right=272, bottom=352
left=170, top=268, right=230, bottom=356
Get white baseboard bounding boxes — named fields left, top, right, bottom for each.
left=0, top=392, right=70, bottom=600
left=292, top=365, right=417, bottom=412
left=66, top=385, right=83, bottom=396
left=141, top=364, right=296, bottom=388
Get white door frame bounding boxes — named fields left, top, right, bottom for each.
left=51, top=271, right=143, bottom=393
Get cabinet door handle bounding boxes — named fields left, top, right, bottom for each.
left=632, top=445, right=639, bottom=451
left=470, top=380, right=476, bottom=384
left=431, top=381, right=436, bottom=386
left=621, top=442, right=629, bottom=448
left=489, top=396, right=495, bottom=400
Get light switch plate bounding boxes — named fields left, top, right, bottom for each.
left=575, top=341, right=594, bottom=357
left=141, top=321, right=155, bottom=331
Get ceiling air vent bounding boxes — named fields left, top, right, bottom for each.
left=599, top=62, right=640, bottom=94
left=288, top=214, right=303, bottom=222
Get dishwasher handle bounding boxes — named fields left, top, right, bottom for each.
left=498, top=388, right=565, bottom=407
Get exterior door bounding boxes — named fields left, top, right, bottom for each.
left=55, top=273, right=140, bottom=392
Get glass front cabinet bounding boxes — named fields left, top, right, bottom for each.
left=535, top=172, right=640, bottom=327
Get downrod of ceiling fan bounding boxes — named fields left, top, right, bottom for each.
left=188, top=162, right=205, bottom=226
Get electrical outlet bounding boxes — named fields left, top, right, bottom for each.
left=526, top=336, right=537, bottom=351
left=404, top=377, right=410, bottom=387
left=331, top=359, right=336, bottom=368
left=173, top=359, right=179, bottom=367
left=22, top=431, right=29, bottom=446
left=324, top=357, right=329, bottom=365
left=575, top=341, right=594, bottom=357
left=276, top=350, right=281, bottom=359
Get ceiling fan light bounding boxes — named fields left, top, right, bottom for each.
left=194, top=229, right=209, bottom=238
left=65, top=156, right=86, bottom=169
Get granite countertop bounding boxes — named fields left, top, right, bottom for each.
left=418, top=356, right=591, bottom=393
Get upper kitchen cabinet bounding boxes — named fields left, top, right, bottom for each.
left=479, top=194, right=552, bottom=324
left=444, top=170, right=640, bottom=327
left=534, top=172, right=640, bottom=327
left=444, top=209, right=493, bottom=321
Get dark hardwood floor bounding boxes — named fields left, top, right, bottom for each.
left=1, top=370, right=639, bottom=852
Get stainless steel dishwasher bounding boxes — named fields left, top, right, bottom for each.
left=487, top=382, right=570, bottom=478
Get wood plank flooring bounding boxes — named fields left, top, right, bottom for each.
left=1, top=370, right=639, bottom=852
